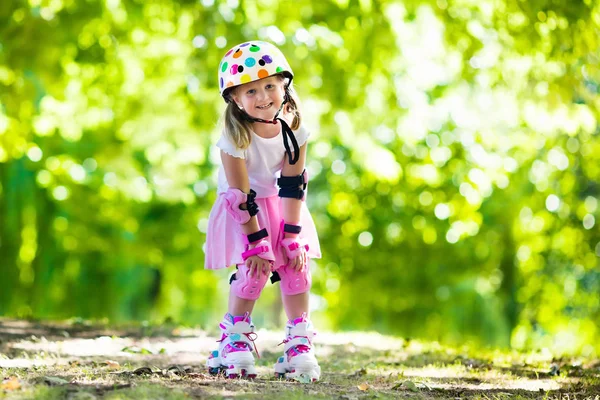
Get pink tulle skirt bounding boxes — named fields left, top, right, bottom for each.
left=204, top=194, right=321, bottom=270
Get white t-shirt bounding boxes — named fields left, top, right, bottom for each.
left=216, top=125, right=310, bottom=198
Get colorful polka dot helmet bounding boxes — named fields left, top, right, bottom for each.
left=218, top=40, right=293, bottom=101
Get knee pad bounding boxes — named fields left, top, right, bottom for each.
left=276, top=261, right=311, bottom=296
left=230, top=263, right=269, bottom=300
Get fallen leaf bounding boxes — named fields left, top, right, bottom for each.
left=405, top=381, right=419, bottom=391
left=169, top=365, right=192, bottom=375
left=44, top=376, right=69, bottom=386
left=296, top=373, right=312, bottom=384
left=121, top=346, right=136, bottom=353
left=105, top=360, right=120, bottom=369
left=350, top=368, right=367, bottom=377
left=357, top=382, right=370, bottom=391
left=403, top=380, right=419, bottom=392
left=121, top=346, right=154, bottom=355
left=132, top=367, right=153, bottom=375
left=1, top=377, right=21, bottom=391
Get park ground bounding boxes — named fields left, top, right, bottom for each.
left=1, top=318, right=599, bottom=399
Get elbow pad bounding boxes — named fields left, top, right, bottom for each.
left=223, top=188, right=259, bottom=224
left=277, top=169, right=308, bottom=200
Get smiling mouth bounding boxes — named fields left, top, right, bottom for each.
left=256, top=103, right=273, bottom=110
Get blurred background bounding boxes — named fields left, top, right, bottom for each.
left=1, top=0, right=599, bottom=355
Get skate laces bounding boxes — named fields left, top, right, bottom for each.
left=217, top=312, right=261, bottom=359
left=277, top=335, right=312, bottom=347
left=245, top=331, right=260, bottom=359
left=278, top=313, right=314, bottom=360
left=217, top=331, right=261, bottom=359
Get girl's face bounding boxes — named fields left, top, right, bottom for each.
left=232, top=76, right=286, bottom=120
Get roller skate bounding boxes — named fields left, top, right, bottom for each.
left=206, top=312, right=259, bottom=379
left=274, top=313, right=320, bottom=382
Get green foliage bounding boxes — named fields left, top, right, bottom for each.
left=1, top=0, right=599, bottom=354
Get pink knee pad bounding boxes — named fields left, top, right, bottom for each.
left=231, top=263, right=269, bottom=300
left=277, top=261, right=311, bottom=296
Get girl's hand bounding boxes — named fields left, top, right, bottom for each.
left=283, top=247, right=307, bottom=272
left=245, top=255, right=272, bottom=278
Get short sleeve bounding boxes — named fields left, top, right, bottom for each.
left=216, top=132, right=246, bottom=159
left=293, top=124, right=311, bottom=147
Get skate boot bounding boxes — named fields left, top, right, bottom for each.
left=206, top=312, right=259, bottom=379
left=274, top=313, right=320, bottom=381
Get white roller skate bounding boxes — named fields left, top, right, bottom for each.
left=206, top=312, right=259, bottom=379
left=274, top=313, right=321, bottom=382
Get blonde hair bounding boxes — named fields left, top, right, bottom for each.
left=222, top=75, right=302, bottom=150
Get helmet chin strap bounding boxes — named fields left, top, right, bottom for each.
left=241, top=83, right=300, bottom=165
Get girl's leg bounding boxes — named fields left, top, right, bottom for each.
left=229, top=289, right=257, bottom=315
left=281, top=291, right=309, bottom=320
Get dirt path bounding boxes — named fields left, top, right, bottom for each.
left=0, top=318, right=598, bottom=399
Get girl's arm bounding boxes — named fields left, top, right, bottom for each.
left=280, top=142, right=308, bottom=239
left=221, top=150, right=261, bottom=236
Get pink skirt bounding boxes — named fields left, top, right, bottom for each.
left=204, top=194, right=321, bottom=270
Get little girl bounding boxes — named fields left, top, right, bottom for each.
left=204, top=40, right=322, bottom=381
